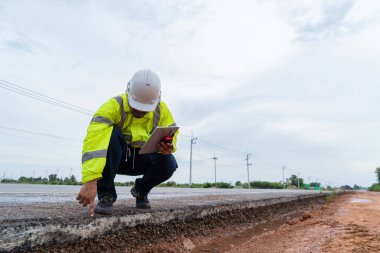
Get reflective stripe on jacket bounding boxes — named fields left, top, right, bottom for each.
left=81, top=92, right=178, bottom=183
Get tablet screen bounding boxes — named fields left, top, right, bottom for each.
left=139, top=126, right=179, bottom=154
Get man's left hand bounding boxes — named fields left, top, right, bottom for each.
left=157, top=141, right=173, bottom=155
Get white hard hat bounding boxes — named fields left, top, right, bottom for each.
left=127, top=69, right=161, bottom=112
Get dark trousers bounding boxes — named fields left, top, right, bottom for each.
left=97, top=127, right=177, bottom=202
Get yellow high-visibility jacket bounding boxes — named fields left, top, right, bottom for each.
left=81, top=92, right=178, bottom=183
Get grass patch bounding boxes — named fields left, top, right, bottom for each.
left=326, top=191, right=338, bottom=203
left=368, top=183, right=380, bottom=191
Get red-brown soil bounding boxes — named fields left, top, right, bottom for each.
left=133, top=191, right=380, bottom=253
left=186, top=191, right=380, bottom=253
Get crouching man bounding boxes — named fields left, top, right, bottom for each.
left=76, top=69, right=178, bottom=215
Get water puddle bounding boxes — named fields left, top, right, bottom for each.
left=350, top=198, right=372, bottom=204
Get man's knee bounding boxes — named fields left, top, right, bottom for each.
left=161, top=154, right=177, bottom=176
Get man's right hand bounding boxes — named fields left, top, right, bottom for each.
left=76, top=179, right=98, bottom=216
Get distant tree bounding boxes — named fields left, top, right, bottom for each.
left=310, top=182, right=321, bottom=187
left=289, top=175, right=297, bottom=186
left=165, top=181, right=176, bottom=187
left=289, top=175, right=304, bottom=188
left=215, top=182, right=233, bottom=188
left=18, top=176, right=29, bottom=182
left=250, top=181, right=283, bottom=189
left=126, top=181, right=134, bottom=186
left=48, top=174, right=58, bottom=182
left=35, top=177, right=43, bottom=182
left=235, top=181, right=242, bottom=186
left=353, top=184, right=361, bottom=190
left=202, top=182, right=213, bottom=188
left=369, top=183, right=380, bottom=191
left=340, top=185, right=352, bottom=190
left=70, top=175, right=77, bottom=183
left=241, top=183, right=249, bottom=189
left=376, top=167, right=380, bottom=184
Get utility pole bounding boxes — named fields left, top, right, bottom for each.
left=282, top=166, right=286, bottom=189
left=70, top=168, right=73, bottom=178
left=245, top=154, right=252, bottom=189
left=189, top=134, right=197, bottom=186
left=297, top=172, right=300, bottom=189
left=212, top=153, right=217, bottom=184
left=56, top=169, right=59, bottom=183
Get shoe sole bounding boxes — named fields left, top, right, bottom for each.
left=136, top=204, right=151, bottom=209
left=131, top=186, right=151, bottom=208
left=94, top=206, right=113, bottom=215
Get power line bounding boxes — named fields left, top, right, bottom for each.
left=0, top=132, right=79, bottom=148
left=192, top=158, right=212, bottom=162
left=255, top=157, right=282, bottom=168
left=196, top=139, right=247, bottom=155
left=254, top=169, right=281, bottom=179
left=171, top=131, right=248, bottom=157
left=217, top=158, right=246, bottom=163
left=0, top=79, right=94, bottom=113
left=0, top=126, right=80, bottom=142
left=0, top=79, right=94, bottom=115
left=184, top=134, right=320, bottom=185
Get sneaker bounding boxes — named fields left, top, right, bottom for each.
left=94, top=194, right=114, bottom=214
left=130, top=186, right=151, bottom=209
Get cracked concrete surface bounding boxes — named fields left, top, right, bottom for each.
left=0, top=184, right=327, bottom=252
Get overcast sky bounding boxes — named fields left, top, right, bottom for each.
left=0, top=0, right=379, bottom=187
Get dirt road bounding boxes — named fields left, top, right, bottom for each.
left=188, top=191, right=380, bottom=253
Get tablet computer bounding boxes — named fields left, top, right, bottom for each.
left=139, top=126, right=179, bottom=154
